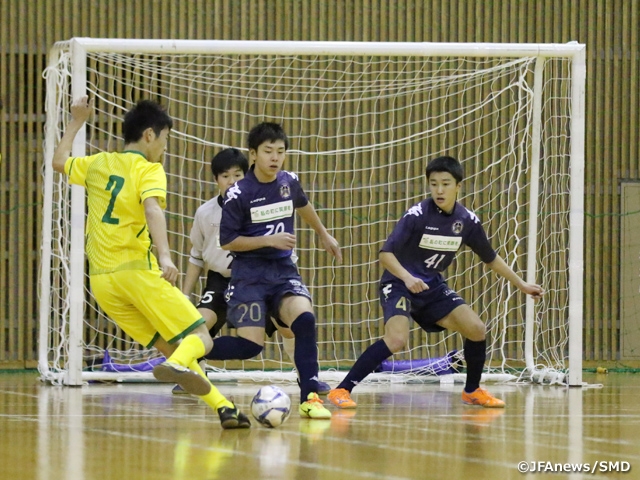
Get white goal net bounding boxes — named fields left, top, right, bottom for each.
left=39, top=39, right=585, bottom=387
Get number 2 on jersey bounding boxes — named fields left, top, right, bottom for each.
left=101, top=175, right=124, bottom=225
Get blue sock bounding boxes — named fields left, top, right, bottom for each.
left=463, top=339, right=486, bottom=393
left=204, top=336, right=262, bottom=360
left=338, top=339, right=392, bottom=392
left=290, top=312, right=320, bottom=400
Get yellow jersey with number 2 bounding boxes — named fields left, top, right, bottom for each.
left=64, top=150, right=167, bottom=275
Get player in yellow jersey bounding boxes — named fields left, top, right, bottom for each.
left=52, top=96, right=250, bottom=429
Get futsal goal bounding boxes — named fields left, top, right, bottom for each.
left=39, top=39, right=586, bottom=387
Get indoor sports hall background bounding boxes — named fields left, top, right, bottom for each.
left=0, top=0, right=639, bottom=370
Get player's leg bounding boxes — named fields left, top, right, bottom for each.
left=279, top=295, right=331, bottom=419
left=174, top=274, right=227, bottom=394
left=436, top=305, right=504, bottom=408
left=329, top=281, right=411, bottom=409
left=328, top=314, right=408, bottom=409
left=204, top=274, right=266, bottom=361
left=276, top=321, right=331, bottom=395
left=92, top=271, right=250, bottom=427
left=153, top=323, right=251, bottom=428
left=91, top=271, right=209, bottom=394
left=200, top=271, right=231, bottom=338
left=130, top=272, right=250, bottom=426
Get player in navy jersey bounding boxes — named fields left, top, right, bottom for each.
left=175, top=147, right=331, bottom=395
left=328, top=155, right=544, bottom=409
left=205, top=122, right=342, bottom=419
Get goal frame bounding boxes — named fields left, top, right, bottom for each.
left=39, top=38, right=586, bottom=387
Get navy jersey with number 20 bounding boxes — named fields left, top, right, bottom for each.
left=220, top=166, right=308, bottom=260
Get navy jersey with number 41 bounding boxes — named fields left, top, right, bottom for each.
left=380, top=198, right=497, bottom=286
left=220, top=166, right=308, bottom=260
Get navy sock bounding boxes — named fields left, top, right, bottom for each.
left=338, top=339, right=392, bottom=392
left=463, top=338, right=486, bottom=393
left=290, top=312, right=320, bottom=400
left=204, top=336, right=262, bottom=360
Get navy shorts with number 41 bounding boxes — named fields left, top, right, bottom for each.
left=379, top=279, right=466, bottom=333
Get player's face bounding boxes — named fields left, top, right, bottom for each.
left=250, top=140, right=286, bottom=182
left=215, top=167, right=245, bottom=196
left=147, top=127, right=170, bottom=164
left=428, top=171, right=460, bottom=213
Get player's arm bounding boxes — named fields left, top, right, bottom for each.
left=181, top=262, right=202, bottom=300
left=379, top=251, right=428, bottom=294
left=296, top=203, right=342, bottom=263
left=52, top=96, right=94, bottom=173
left=144, top=196, right=178, bottom=286
left=486, top=254, right=544, bottom=299
left=182, top=211, right=205, bottom=298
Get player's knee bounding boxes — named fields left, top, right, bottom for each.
left=198, top=332, right=214, bottom=353
left=290, top=311, right=315, bottom=338
left=466, top=322, right=486, bottom=342
left=383, top=333, right=407, bottom=353
left=232, top=337, right=263, bottom=359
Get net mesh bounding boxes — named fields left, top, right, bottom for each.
left=41, top=43, right=574, bottom=385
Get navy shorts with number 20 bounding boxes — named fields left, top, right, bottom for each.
left=225, top=256, right=311, bottom=329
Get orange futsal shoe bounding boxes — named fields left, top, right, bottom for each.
left=461, top=387, right=505, bottom=408
left=327, top=388, right=357, bottom=409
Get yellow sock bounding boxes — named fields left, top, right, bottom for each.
left=189, top=359, right=233, bottom=411
left=168, top=335, right=206, bottom=367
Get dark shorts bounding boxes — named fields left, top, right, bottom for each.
left=198, top=270, right=280, bottom=337
left=197, top=271, right=231, bottom=337
left=225, top=256, right=311, bottom=329
left=379, top=279, right=466, bottom=333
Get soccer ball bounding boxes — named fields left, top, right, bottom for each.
left=250, top=385, right=292, bottom=428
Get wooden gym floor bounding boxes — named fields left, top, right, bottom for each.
left=0, top=371, right=638, bottom=480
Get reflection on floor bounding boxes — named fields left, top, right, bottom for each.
left=0, top=372, right=638, bottom=480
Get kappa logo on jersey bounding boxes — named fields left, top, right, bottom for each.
left=382, top=283, right=392, bottom=300
left=285, top=171, right=299, bottom=181
left=279, top=184, right=290, bottom=199
left=224, top=183, right=241, bottom=203
left=405, top=203, right=423, bottom=217
left=465, top=207, right=481, bottom=224
left=452, top=221, right=463, bottom=234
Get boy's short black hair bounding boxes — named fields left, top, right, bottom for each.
left=425, top=156, right=464, bottom=183
left=210, top=148, right=249, bottom=177
left=123, top=100, right=173, bottom=144
left=247, top=122, right=289, bottom=151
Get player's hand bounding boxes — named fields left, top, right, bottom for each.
left=70, top=96, right=94, bottom=124
left=158, top=255, right=179, bottom=286
left=270, top=232, right=297, bottom=250
left=319, top=233, right=342, bottom=264
left=405, top=276, right=429, bottom=294
left=521, top=282, right=544, bottom=300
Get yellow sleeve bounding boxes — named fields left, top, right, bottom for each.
left=64, top=155, right=92, bottom=186
left=139, top=162, right=167, bottom=210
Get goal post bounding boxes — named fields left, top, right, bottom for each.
left=39, top=39, right=586, bottom=387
